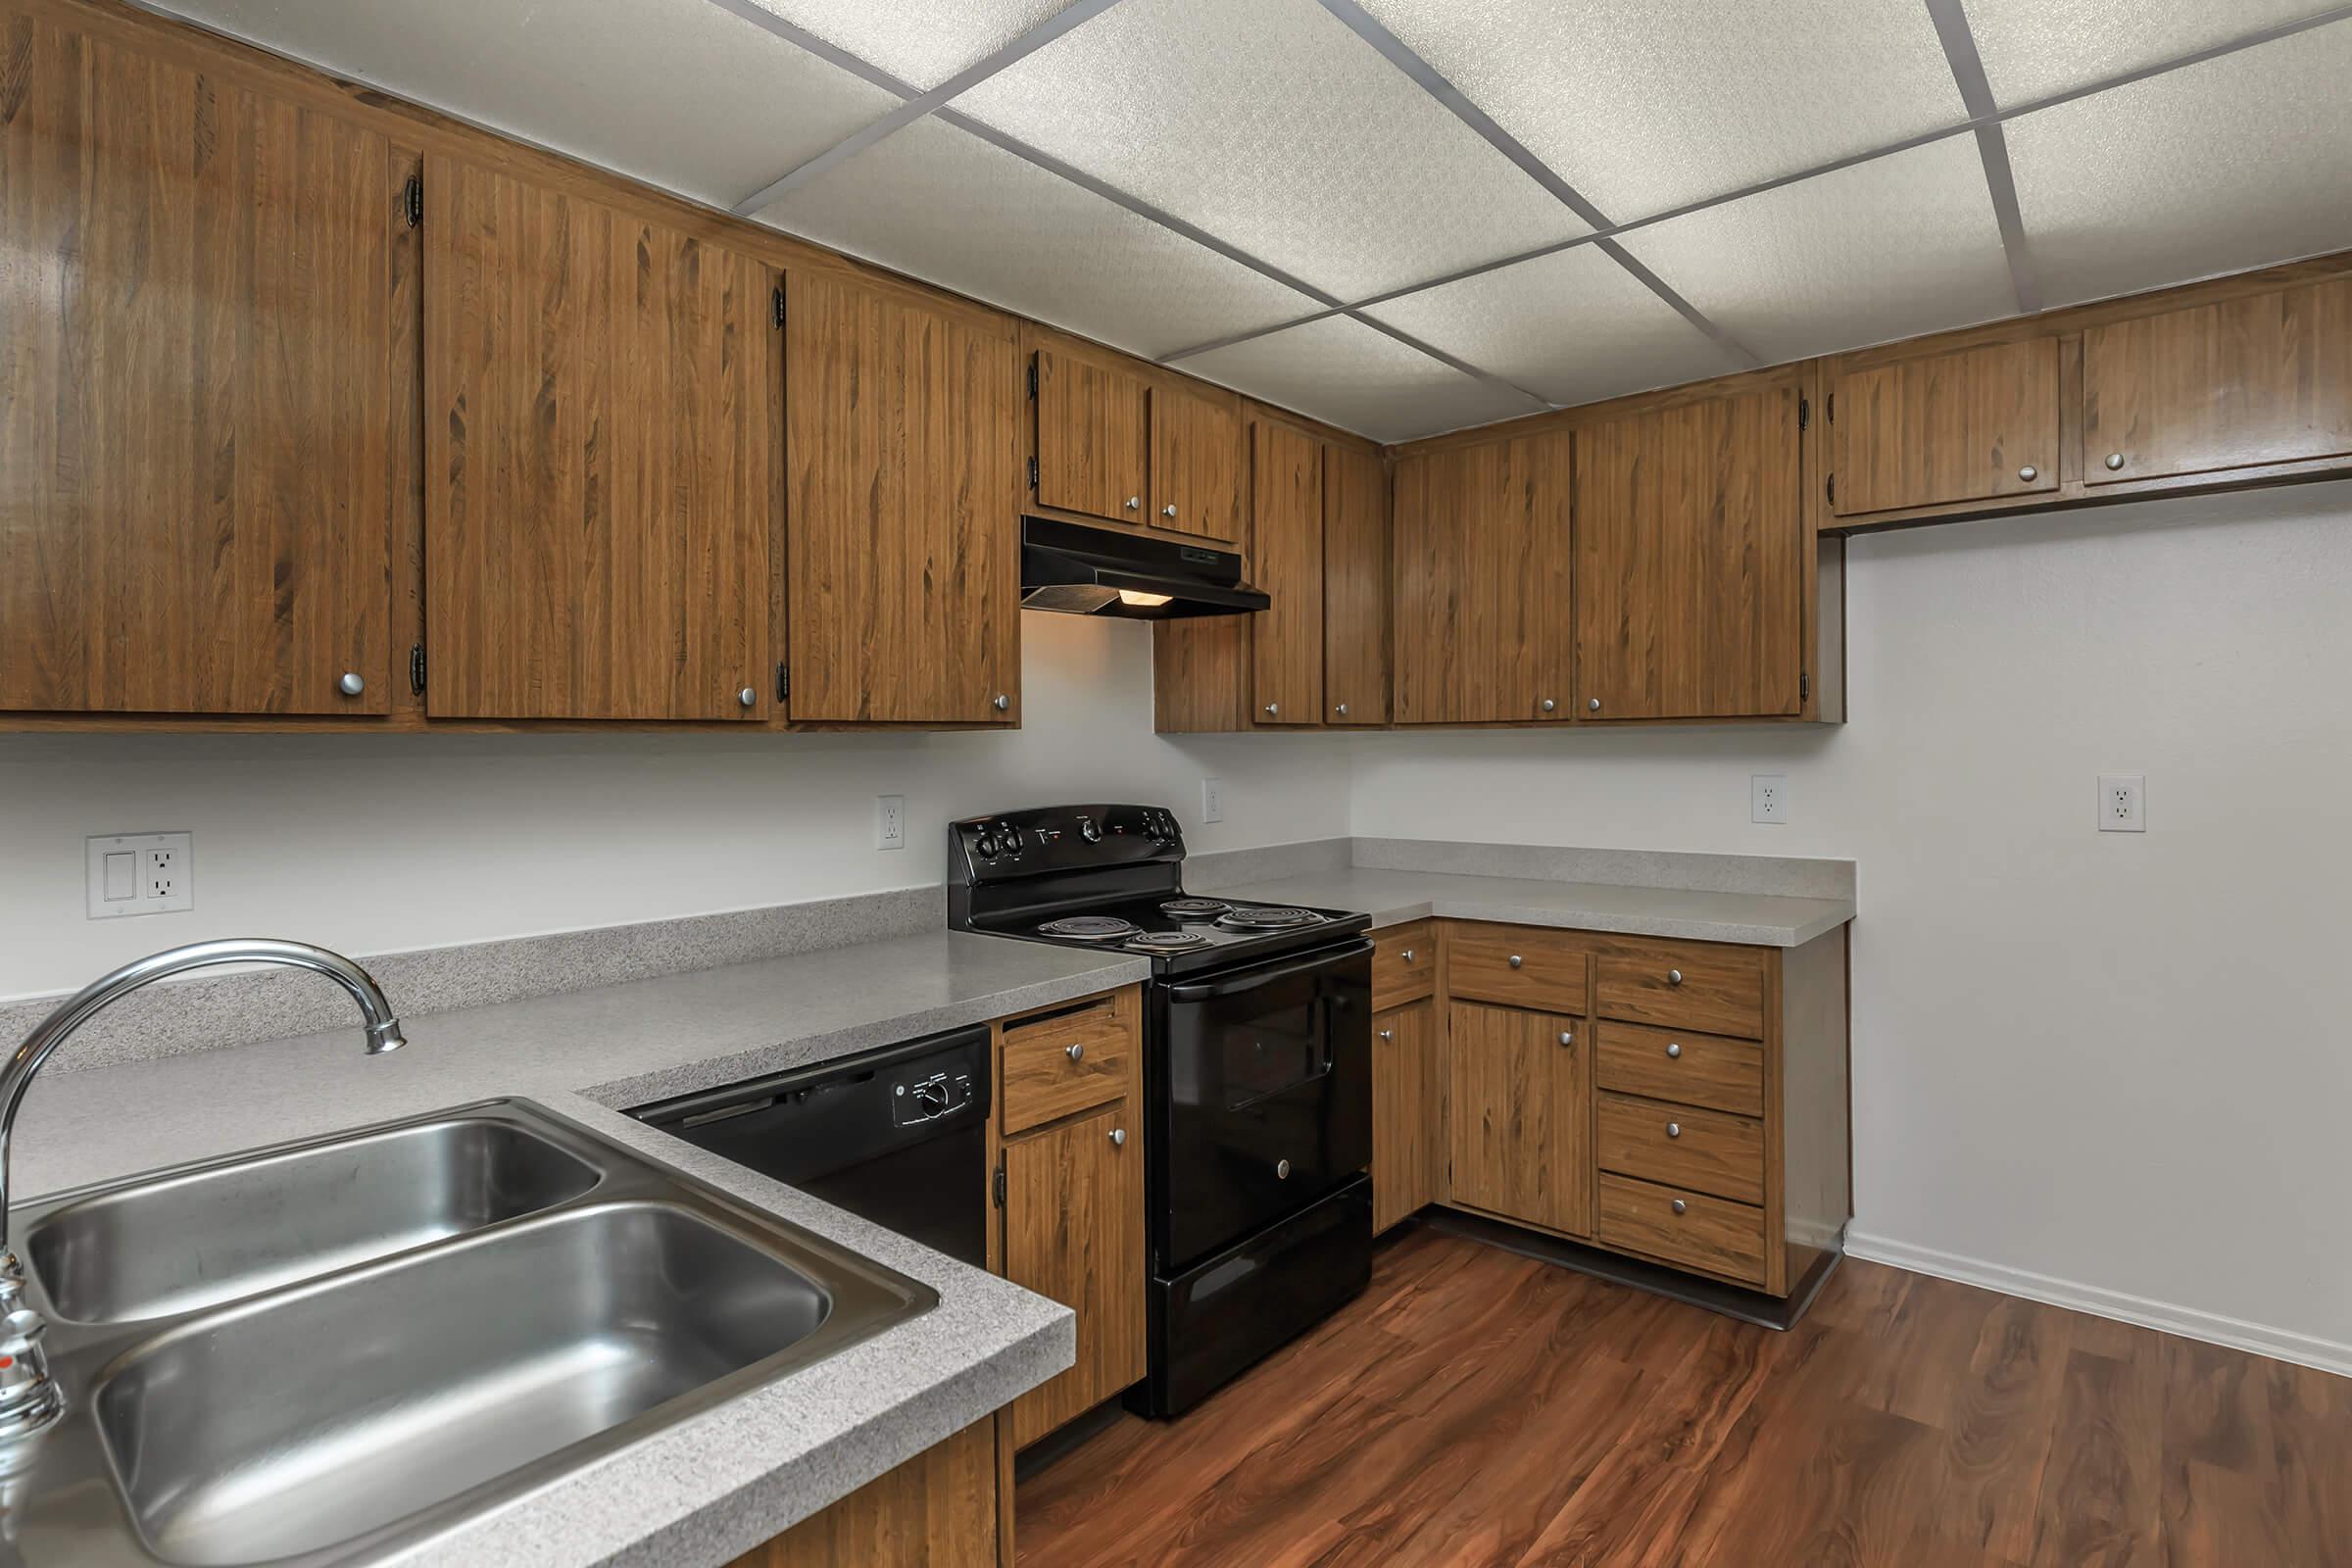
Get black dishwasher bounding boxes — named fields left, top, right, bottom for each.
left=631, top=1024, right=992, bottom=1267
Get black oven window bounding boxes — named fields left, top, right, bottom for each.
left=1219, top=995, right=1323, bottom=1108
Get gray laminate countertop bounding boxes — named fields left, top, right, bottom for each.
left=9, top=930, right=1152, bottom=1568
left=1198, top=866, right=1855, bottom=947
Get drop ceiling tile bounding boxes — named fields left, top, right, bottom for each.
left=1358, top=0, right=1964, bottom=221
left=2006, top=23, right=2352, bottom=306
left=756, top=118, right=1321, bottom=361
left=1177, top=316, right=1544, bottom=443
left=950, top=0, right=1588, bottom=302
left=1962, top=0, right=2331, bottom=108
left=1618, top=134, right=2017, bottom=367
left=1364, top=247, right=1743, bottom=409
left=739, top=0, right=1089, bottom=89
left=155, top=0, right=898, bottom=206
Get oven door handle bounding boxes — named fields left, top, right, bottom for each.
left=1161, top=938, right=1373, bottom=1003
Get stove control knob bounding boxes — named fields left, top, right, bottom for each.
left=975, top=832, right=1000, bottom=859
left=1079, top=816, right=1102, bottom=844
left=1001, top=823, right=1023, bottom=853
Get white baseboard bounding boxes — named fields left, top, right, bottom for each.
left=1843, top=1230, right=2352, bottom=1380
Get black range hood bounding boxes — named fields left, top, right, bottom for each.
left=1020, top=515, right=1269, bottom=619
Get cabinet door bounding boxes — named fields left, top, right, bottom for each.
left=1249, top=421, right=1324, bottom=726
left=1150, top=382, right=1243, bottom=544
left=0, top=18, right=397, bottom=714
left=1390, top=434, right=1573, bottom=724
left=1830, top=337, right=2060, bottom=514
left=1322, top=444, right=1390, bottom=725
left=423, top=155, right=777, bottom=720
left=1574, top=383, right=1804, bottom=720
left=1002, top=1102, right=1145, bottom=1448
left=1446, top=1002, right=1589, bottom=1237
left=1035, top=350, right=1150, bottom=524
left=789, top=272, right=1021, bottom=723
left=1372, top=1000, right=1438, bottom=1233
left=2084, top=278, right=2352, bottom=486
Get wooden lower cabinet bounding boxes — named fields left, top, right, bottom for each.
left=728, top=1416, right=998, bottom=1567
left=1371, top=998, right=1441, bottom=1233
left=1446, top=1000, right=1591, bottom=1239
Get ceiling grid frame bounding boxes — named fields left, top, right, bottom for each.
left=1923, top=0, right=2041, bottom=314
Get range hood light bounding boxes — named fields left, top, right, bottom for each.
left=1116, top=589, right=1173, bottom=609
left=1018, top=516, right=1269, bottom=619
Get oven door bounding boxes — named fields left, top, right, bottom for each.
left=1150, top=938, right=1372, bottom=1273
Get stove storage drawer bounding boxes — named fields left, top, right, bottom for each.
left=1371, top=921, right=1435, bottom=1010
left=1002, top=991, right=1138, bottom=1135
left=1444, top=922, right=1592, bottom=1014
left=1595, top=1090, right=1765, bottom=1204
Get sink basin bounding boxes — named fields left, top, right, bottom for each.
left=7, top=1099, right=939, bottom=1567
left=26, top=1115, right=600, bottom=1324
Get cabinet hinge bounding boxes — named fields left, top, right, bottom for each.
left=775, top=662, right=789, bottom=703
left=409, top=643, right=426, bottom=695
left=1027, top=455, right=1039, bottom=489
left=1826, top=472, right=1836, bottom=507
left=991, top=1163, right=1006, bottom=1208
left=1027, top=361, right=1038, bottom=398
left=772, top=286, right=786, bottom=330
left=1798, top=397, right=1809, bottom=432
left=403, top=174, right=422, bottom=228
left=1800, top=670, right=1810, bottom=703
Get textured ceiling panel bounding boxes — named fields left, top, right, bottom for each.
left=1178, top=316, right=1544, bottom=443
left=1364, top=247, right=1741, bottom=409
left=1962, top=0, right=2331, bottom=108
left=756, top=118, right=1321, bottom=360
left=739, top=0, right=1087, bottom=88
left=1357, top=0, right=1963, bottom=221
left=950, top=0, right=1587, bottom=301
left=1618, top=135, right=2016, bottom=366
left=2006, top=24, right=2352, bottom=306
left=153, top=0, right=898, bottom=206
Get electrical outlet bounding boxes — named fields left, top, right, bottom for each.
left=874, top=795, right=906, bottom=851
left=87, top=832, right=194, bottom=918
left=1200, top=777, right=1225, bottom=824
left=1750, top=774, right=1788, bottom=825
left=2098, top=774, right=2145, bottom=832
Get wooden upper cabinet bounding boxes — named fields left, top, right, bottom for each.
left=1829, top=337, right=2060, bottom=515
left=422, top=155, right=778, bottom=720
left=1574, top=383, right=1805, bottom=720
left=1249, top=420, right=1325, bottom=726
left=788, top=271, right=1022, bottom=724
left=1390, top=433, right=1573, bottom=725
left=2084, top=277, right=2352, bottom=486
left=1035, top=349, right=1150, bottom=524
left=1150, top=382, right=1244, bottom=545
left=1322, top=444, right=1390, bottom=725
left=0, top=16, right=398, bottom=715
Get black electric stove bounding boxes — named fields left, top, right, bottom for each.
left=948, top=805, right=1374, bottom=1419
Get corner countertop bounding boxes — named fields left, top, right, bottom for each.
left=1197, top=866, right=1854, bottom=948
left=11, top=931, right=1153, bottom=1568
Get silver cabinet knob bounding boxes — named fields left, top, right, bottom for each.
left=1666, top=1121, right=1682, bottom=1139
left=1557, top=1030, right=1573, bottom=1047
left=1507, top=955, right=1523, bottom=969
left=1109, top=1127, right=1126, bottom=1148
left=1539, top=698, right=1556, bottom=713
left=1671, top=1199, right=1688, bottom=1215
left=1667, top=968, right=1684, bottom=986
left=1588, top=698, right=1602, bottom=711
left=1275, top=1158, right=1292, bottom=1180
left=737, top=686, right=757, bottom=708
left=992, top=693, right=1010, bottom=711
left=1334, top=703, right=1348, bottom=717
left=1377, top=1028, right=1394, bottom=1042
left=2018, top=465, right=2038, bottom=482
left=2106, top=452, right=2126, bottom=471
left=1161, top=503, right=1178, bottom=517
left=1263, top=703, right=1279, bottom=716
left=1399, top=949, right=1415, bottom=962
left=1125, top=495, right=1141, bottom=511
left=1065, top=1042, right=1084, bottom=1062
left=1666, top=1042, right=1683, bottom=1059
left=337, top=671, right=365, bottom=697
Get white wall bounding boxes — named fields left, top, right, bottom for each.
left=0, top=612, right=1350, bottom=1001
left=1352, top=477, right=2352, bottom=1363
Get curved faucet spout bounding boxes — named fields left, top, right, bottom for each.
left=0, top=939, right=404, bottom=1442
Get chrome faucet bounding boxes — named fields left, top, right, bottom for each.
left=0, top=940, right=405, bottom=1441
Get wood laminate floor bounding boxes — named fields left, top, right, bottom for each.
left=1017, top=1226, right=2351, bottom=1567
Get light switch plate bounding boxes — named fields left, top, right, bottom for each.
left=1750, top=774, right=1788, bottom=824
left=2098, top=774, right=2145, bottom=832
left=874, top=795, right=906, bottom=851
left=87, top=831, right=194, bottom=918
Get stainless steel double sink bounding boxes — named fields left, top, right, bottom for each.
left=4, top=1100, right=937, bottom=1566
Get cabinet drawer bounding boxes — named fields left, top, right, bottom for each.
left=1594, top=941, right=1766, bottom=1039
left=1002, top=995, right=1133, bottom=1135
left=1446, top=923, right=1590, bottom=1014
left=1371, top=921, right=1435, bottom=1010
left=1596, top=1173, right=1766, bottom=1287
left=1595, top=1091, right=1764, bottom=1204
left=1592, top=1021, right=1765, bottom=1117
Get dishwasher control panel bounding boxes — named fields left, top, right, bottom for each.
left=892, top=1068, right=977, bottom=1127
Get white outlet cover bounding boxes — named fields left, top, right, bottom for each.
left=2098, top=774, right=2146, bottom=832
left=1200, top=777, right=1225, bottom=824
left=874, top=795, right=907, bottom=851
left=1750, top=774, right=1789, bottom=825
left=87, top=831, right=194, bottom=918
